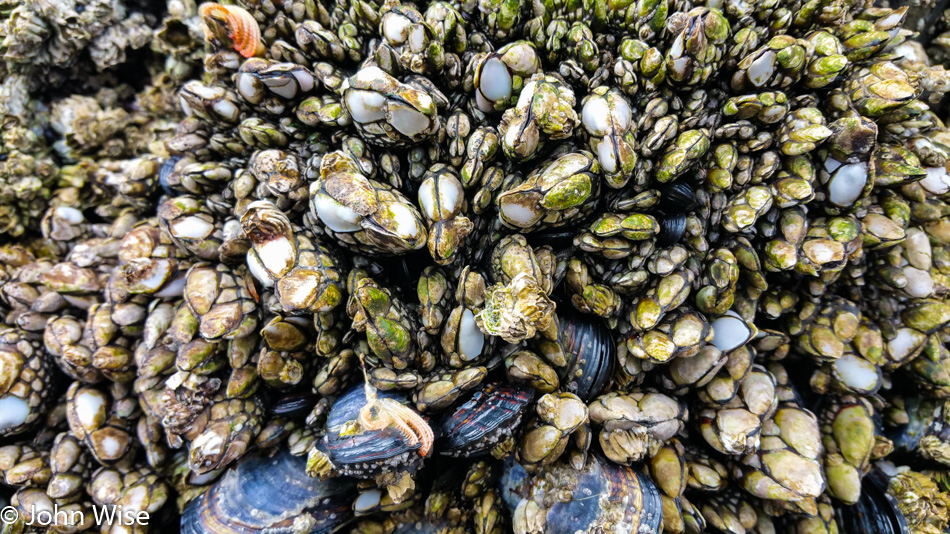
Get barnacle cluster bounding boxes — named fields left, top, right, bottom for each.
left=5, top=0, right=950, bottom=532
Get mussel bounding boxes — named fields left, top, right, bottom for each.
left=159, top=156, right=182, bottom=195
left=439, top=382, right=534, bottom=457
left=835, top=469, right=908, bottom=534
left=267, top=391, right=319, bottom=418
left=181, top=447, right=357, bottom=534
left=886, top=395, right=950, bottom=466
left=312, top=383, right=433, bottom=478
left=557, top=312, right=615, bottom=402
left=655, top=181, right=695, bottom=247
left=499, top=453, right=663, bottom=534
left=660, top=181, right=697, bottom=211
left=655, top=212, right=688, bottom=248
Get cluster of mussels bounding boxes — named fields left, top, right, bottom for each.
left=8, top=0, right=950, bottom=532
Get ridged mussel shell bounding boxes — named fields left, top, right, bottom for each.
left=438, top=382, right=534, bottom=457
left=557, top=312, right=615, bottom=402
left=660, top=181, right=696, bottom=211
left=159, top=156, right=181, bottom=195
left=655, top=212, right=688, bottom=248
left=314, top=383, right=433, bottom=477
left=500, top=453, right=663, bottom=534
left=835, top=469, right=907, bottom=534
left=181, top=447, right=357, bottom=534
left=268, top=392, right=319, bottom=418
left=886, top=395, right=950, bottom=459
left=654, top=181, right=694, bottom=248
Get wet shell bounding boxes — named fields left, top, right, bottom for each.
left=835, top=470, right=907, bottom=534
left=181, top=447, right=357, bottom=533
left=316, top=384, right=433, bottom=477
left=526, top=229, right=577, bottom=250
left=557, top=312, right=615, bottom=402
left=887, top=395, right=950, bottom=458
left=660, top=181, right=697, bottom=211
left=198, top=3, right=261, bottom=58
left=655, top=212, right=688, bottom=248
left=439, top=382, right=534, bottom=457
left=654, top=181, right=694, bottom=247
left=159, top=156, right=181, bottom=195
left=500, top=453, right=663, bottom=534
left=268, top=392, right=319, bottom=418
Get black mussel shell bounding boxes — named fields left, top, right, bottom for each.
left=268, top=392, right=319, bottom=418
left=377, top=249, right=430, bottom=295
left=316, top=384, right=433, bottom=477
left=181, top=447, right=356, bottom=534
left=557, top=312, right=615, bottom=402
left=500, top=453, right=663, bottom=534
left=886, top=395, right=950, bottom=461
left=655, top=211, right=688, bottom=248
left=438, top=382, right=534, bottom=457
left=159, top=156, right=181, bottom=196
left=660, top=181, right=696, bottom=211
left=835, top=469, right=907, bottom=534
left=526, top=229, right=576, bottom=250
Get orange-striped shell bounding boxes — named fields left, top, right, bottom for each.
left=198, top=3, right=261, bottom=58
